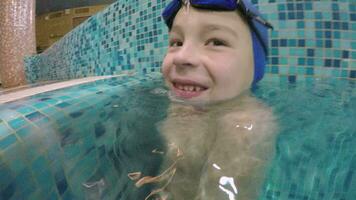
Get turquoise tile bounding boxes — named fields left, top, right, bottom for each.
left=280, top=57, right=288, bottom=65
left=32, top=102, right=49, bottom=109
left=8, top=117, right=27, bottom=130
left=352, top=52, right=356, bottom=60
left=63, top=144, right=81, bottom=161
left=332, top=69, right=340, bottom=76
left=297, top=67, right=306, bottom=75
left=0, top=122, right=12, bottom=138
left=16, top=125, right=37, bottom=139
left=0, top=109, right=22, bottom=121
left=333, top=50, right=341, bottom=58
left=341, top=70, right=348, bottom=78
left=340, top=12, right=348, bottom=20
left=279, top=66, right=288, bottom=74
left=17, top=106, right=37, bottom=115
left=57, top=96, right=73, bottom=101
left=33, top=116, right=52, bottom=129
left=341, top=61, right=348, bottom=68
left=289, top=66, right=297, bottom=74
left=0, top=133, right=17, bottom=150
left=40, top=106, right=60, bottom=117
left=31, top=156, right=55, bottom=191
left=12, top=168, right=37, bottom=198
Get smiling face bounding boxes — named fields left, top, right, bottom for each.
left=161, top=7, right=254, bottom=105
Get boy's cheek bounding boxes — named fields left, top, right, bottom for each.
left=161, top=58, right=171, bottom=78
left=161, top=64, right=169, bottom=78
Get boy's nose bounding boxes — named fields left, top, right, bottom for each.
left=172, top=42, right=200, bottom=69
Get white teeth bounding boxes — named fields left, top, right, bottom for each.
left=175, top=83, right=205, bottom=92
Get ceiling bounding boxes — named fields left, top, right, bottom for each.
left=36, top=0, right=116, bottom=15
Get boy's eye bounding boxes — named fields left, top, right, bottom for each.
left=206, top=38, right=227, bottom=46
left=169, top=40, right=183, bottom=47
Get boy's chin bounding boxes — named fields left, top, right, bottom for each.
left=167, top=91, right=235, bottom=108
left=168, top=90, right=251, bottom=108
left=168, top=91, right=212, bottom=107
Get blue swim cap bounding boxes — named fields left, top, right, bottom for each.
left=162, top=0, right=273, bottom=84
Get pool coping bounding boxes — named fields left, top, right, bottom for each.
left=0, top=75, right=123, bottom=104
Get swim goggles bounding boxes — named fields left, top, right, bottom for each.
left=162, top=0, right=273, bottom=54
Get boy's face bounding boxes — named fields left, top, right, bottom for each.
left=162, top=7, right=254, bottom=105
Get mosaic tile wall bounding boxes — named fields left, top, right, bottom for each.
left=25, top=0, right=356, bottom=84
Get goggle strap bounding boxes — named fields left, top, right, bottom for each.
left=245, top=10, right=274, bottom=29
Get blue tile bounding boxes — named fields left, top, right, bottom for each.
left=307, top=58, right=314, bottom=66
left=342, top=22, right=349, bottom=30
left=94, top=122, right=106, bottom=138
left=25, top=111, right=46, bottom=122
left=324, top=31, right=332, bottom=38
left=296, top=12, right=304, bottom=19
left=298, top=39, right=305, bottom=47
left=324, top=59, right=332, bottom=67
left=333, top=12, right=340, bottom=20
left=271, top=39, right=278, bottom=47
left=350, top=70, right=356, bottom=79
left=325, top=40, right=332, bottom=48
left=296, top=3, right=303, bottom=10
left=333, top=22, right=340, bottom=29
left=306, top=67, right=314, bottom=75
left=297, top=58, right=305, bottom=65
left=342, top=51, right=349, bottom=58
left=280, top=39, right=287, bottom=47
left=287, top=3, right=294, bottom=11
left=307, top=49, right=314, bottom=57
left=315, top=21, right=322, bottom=29
left=351, top=13, right=356, bottom=21
left=288, top=75, right=296, bottom=83
left=54, top=169, right=68, bottom=196
left=288, top=12, right=295, bottom=19
left=0, top=182, right=16, bottom=200
left=305, top=2, right=312, bottom=10
left=333, top=59, right=341, bottom=68
left=55, top=102, right=71, bottom=108
left=271, top=57, right=279, bottom=65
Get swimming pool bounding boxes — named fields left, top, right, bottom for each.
left=0, top=72, right=355, bottom=199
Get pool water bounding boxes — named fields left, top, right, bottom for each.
left=0, top=75, right=355, bottom=200
left=255, top=79, right=356, bottom=200
left=108, top=77, right=356, bottom=199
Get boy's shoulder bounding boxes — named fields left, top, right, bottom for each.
left=215, top=94, right=277, bottom=140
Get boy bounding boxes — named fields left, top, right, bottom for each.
left=131, top=1, right=276, bottom=199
